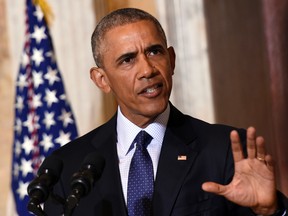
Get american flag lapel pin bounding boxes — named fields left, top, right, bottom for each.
left=177, top=155, right=187, bottom=161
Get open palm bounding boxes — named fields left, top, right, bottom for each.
left=202, top=127, right=278, bottom=215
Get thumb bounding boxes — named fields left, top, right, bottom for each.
left=202, top=182, right=226, bottom=195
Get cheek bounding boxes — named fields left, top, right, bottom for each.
left=159, top=62, right=173, bottom=82
left=110, top=75, right=135, bottom=96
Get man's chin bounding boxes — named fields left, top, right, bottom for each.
left=141, top=102, right=168, bottom=117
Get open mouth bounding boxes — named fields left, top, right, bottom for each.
left=140, top=83, right=163, bottom=94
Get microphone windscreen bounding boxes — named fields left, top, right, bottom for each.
left=27, top=154, right=63, bottom=203
left=81, top=151, right=105, bottom=178
left=38, top=154, right=63, bottom=179
left=65, top=152, right=105, bottom=210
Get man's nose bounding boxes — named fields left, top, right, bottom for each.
left=137, top=56, right=156, bottom=79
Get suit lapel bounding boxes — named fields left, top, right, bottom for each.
left=90, top=114, right=127, bottom=216
left=153, top=105, right=199, bottom=216
left=88, top=105, right=200, bottom=216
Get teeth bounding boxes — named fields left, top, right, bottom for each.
left=145, top=87, right=157, bottom=93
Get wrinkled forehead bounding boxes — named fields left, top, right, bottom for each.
left=101, top=20, right=166, bottom=48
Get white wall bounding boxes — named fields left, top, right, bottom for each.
left=156, top=0, right=214, bottom=123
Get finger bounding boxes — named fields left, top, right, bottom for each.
left=202, top=182, right=227, bottom=195
left=246, top=127, right=256, bottom=159
left=256, top=136, right=266, bottom=162
left=265, top=154, right=275, bottom=172
left=230, top=130, right=244, bottom=162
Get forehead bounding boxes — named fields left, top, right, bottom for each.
left=102, top=20, right=165, bottom=49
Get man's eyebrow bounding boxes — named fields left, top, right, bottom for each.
left=144, top=44, right=165, bottom=52
left=115, top=44, right=165, bottom=64
left=115, top=52, right=137, bottom=64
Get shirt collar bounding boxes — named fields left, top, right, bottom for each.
left=116, top=104, right=170, bottom=155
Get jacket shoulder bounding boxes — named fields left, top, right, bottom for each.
left=51, top=114, right=117, bottom=158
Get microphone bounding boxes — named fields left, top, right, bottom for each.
left=27, top=154, right=63, bottom=215
left=65, top=151, right=105, bottom=214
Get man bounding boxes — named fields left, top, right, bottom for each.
left=44, top=8, right=287, bottom=215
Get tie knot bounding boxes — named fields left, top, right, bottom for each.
left=135, top=130, right=152, bottom=149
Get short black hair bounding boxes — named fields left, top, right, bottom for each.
left=91, top=8, right=167, bottom=67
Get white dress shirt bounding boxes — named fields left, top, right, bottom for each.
left=116, top=104, right=170, bottom=204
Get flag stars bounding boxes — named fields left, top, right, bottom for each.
left=12, top=1, right=79, bottom=211
left=43, top=111, right=56, bottom=130
left=20, top=158, right=33, bottom=178
left=33, top=5, right=44, bottom=22
left=14, top=140, right=22, bottom=157
left=31, top=48, right=44, bottom=66
left=60, top=94, right=67, bottom=101
left=60, top=94, right=69, bottom=105
left=45, top=89, right=59, bottom=107
left=31, top=26, right=47, bottom=44
left=17, top=74, right=28, bottom=91
left=32, top=70, right=44, bottom=88
left=17, top=181, right=29, bottom=200
left=55, top=130, right=71, bottom=147
left=44, top=67, right=60, bottom=85
left=22, top=136, right=34, bottom=155
left=58, top=109, right=74, bottom=127
left=13, top=163, right=20, bottom=178
left=21, top=52, right=29, bottom=69
left=45, top=51, right=56, bottom=63
left=15, top=96, right=24, bottom=113
left=14, top=118, right=22, bottom=135
left=23, top=113, right=40, bottom=133
left=40, top=133, right=54, bottom=152
left=31, top=93, right=43, bottom=109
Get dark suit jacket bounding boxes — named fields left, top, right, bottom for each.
left=44, top=104, right=287, bottom=215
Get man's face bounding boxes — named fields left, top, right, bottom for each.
left=91, top=20, right=175, bottom=127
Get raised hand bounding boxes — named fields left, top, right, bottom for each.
left=202, top=127, right=278, bottom=215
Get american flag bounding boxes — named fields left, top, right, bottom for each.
left=11, top=0, right=78, bottom=215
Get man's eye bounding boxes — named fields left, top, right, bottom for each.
left=149, top=49, right=160, bottom=56
left=122, top=57, right=133, bottom=64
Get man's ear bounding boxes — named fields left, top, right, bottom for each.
left=168, top=46, right=176, bottom=75
left=90, top=67, right=111, bottom=93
